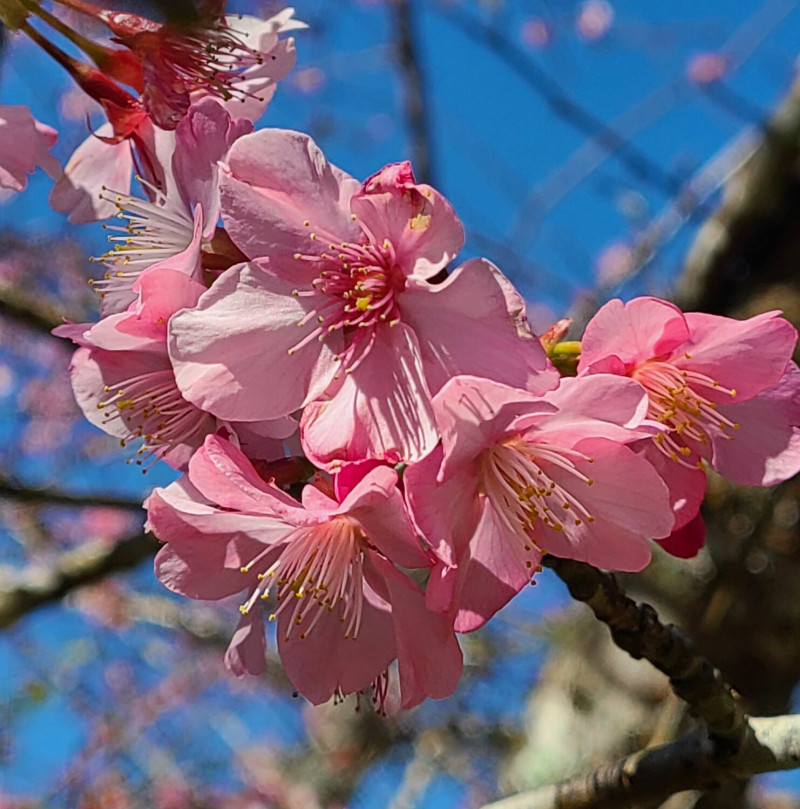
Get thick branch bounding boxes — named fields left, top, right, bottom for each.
left=544, top=557, right=748, bottom=752
left=0, top=532, right=158, bottom=628
left=0, top=475, right=144, bottom=511
left=481, top=714, right=800, bottom=809
left=392, top=0, right=434, bottom=185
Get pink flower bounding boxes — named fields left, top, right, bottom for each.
left=0, top=106, right=59, bottom=192
left=99, top=100, right=250, bottom=313
left=169, top=130, right=558, bottom=467
left=53, top=1, right=303, bottom=129
left=146, top=434, right=463, bottom=708
left=57, top=266, right=293, bottom=470
left=404, top=374, right=674, bottom=632
left=64, top=100, right=250, bottom=317
left=578, top=297, right=800, bottom=547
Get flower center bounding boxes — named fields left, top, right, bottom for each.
left=239, top=517, right=367, bottom=643
left=631, top=359, right=739, bottom=468
left=97, top=368, right=209, bottom=469
left=288, top=218, right=405, bottom=370
left=479, top=438, right=596, bottom=571
left=90, top=181, right=195, bottom=301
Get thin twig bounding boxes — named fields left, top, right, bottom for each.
left=440, top=6, right=686, bottom=199
left=0, top=474, right=144, bottom=511
left=392, top=0, right=435, bottom=186
left=544, top=556, right=748, bottom=753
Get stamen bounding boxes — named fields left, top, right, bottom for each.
left=632, top=360, right=740, bottom=466
left=244, top=518, right=367, bottom=643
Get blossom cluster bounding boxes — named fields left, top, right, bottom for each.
left=6, top=2, right=800, bottom=712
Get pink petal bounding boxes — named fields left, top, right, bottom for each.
left=533, top=436, right=669, bottom=570
left=220, top=129, right=360, bottom=261
left=169, top=261, right=342, bottom=421
left=276, top=583, right=395, bottom=704
left=431, top=376, right=556, bottom=483
left=0, top=105, right=59, bottom=191
left=300, top=324, right=439, bottom=468
left=711, top=364, right=800, bottom=486
left=349, top=161, right=464, bottom=279
left=403, top=444, right=482, bottom=602
left=452, top=496, right=541, bottom=633
left=333, top=459, right=389, bottom=501
left=655, top=512, right=706, bottom=559
left=189, top=434, right=321, bottom=524
left=367, top=555, right=462, bottom=708
left=173, top=99, right=252, bottom=235
left=681, top=310, right=797, bottom=400
left=116, top=265, right=205, bottom=342
left=578, top=297, right=690, bottom=374
left=49, top=124, right=133, bottom=223
left=225, top=608, right=267, bottom=677
left=519, top=374, right=653, bottom=444
left=147, top=481, right=284, bottom=599
left=640, top=441, right=706, bottom=530
left=401, top=258, right=559, bottom=395
left=340, top=466, right=430, bottom=570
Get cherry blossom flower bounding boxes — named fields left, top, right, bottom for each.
left=404, top=374, right=674, bottom=632
left=578, top=297, right=800, bottom=549
left=146, top=434, right=463, bottom=708
left=51, top=0, right=303, bottom=128
left=169, top=130, right=558, bottom=467
left=57, top=266, right=293, bottom=470
left=89, top=99, right=251, bottom=314
left=0, top=105, right=59, bottom=192
left=49, top=5, right=297, bottom=223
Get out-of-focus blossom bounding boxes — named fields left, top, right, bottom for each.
left=147, top=434, right=463, bottom=708
left=521, top=18, right=552, bottom=49
left=290, top=66, right=327, bottom=96
left=687, top=52, right=730, bottom=85
left=595, top=241, right=635, bottom=286
left=576, top=0, right=614, bottom=42
left=579, top=297, right=800, bottom=553
left=169, top=131, right=557, bottom=468
left=0, top=105, right=59, bottom=192
left=404, top=374, right=673, bottom=632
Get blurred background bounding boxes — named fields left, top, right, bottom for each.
left=3, top=1, right=800, bottom=806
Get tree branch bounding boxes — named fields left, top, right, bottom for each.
left=0, top=532, right=158, bottom=628
left=0, top=474, right=144, bottom=511
left=392, top=0, right=435, bottom=186
left=543, top=557, right=748, bottom=753
left=481, top=714, right=800, bottom=809
left=0, top=284, right=73, bottom=336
